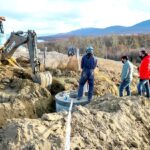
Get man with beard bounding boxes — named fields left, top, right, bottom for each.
left=119, top=56, right=134, bottom=97
left=138, top=50, right=150, bottom=98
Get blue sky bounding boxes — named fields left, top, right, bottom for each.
left=0, top=0, right=150, bottom=35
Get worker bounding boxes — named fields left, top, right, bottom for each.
left=119, top=56, right=134, bottom=97
left=67, top=47, right=76, bottom=56
left=137, top=50, right=150, bottom=98
left=77, top=46, right=97, bottom=102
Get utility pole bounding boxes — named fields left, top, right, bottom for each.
left=106, top=48, right=108, bottom=59
left=76, top=48, right=80, bottom=71
left=44, top=47, right=47, bottom=70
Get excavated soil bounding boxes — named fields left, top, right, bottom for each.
left=0, top=95, right=150, bottom=150
left=0, top=51, right=143, bottom=150
left=0, top=65, right=53, bottom=127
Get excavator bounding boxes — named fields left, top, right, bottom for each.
left=0, top=16, right=52, bottom=88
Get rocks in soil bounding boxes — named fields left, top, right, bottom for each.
left=0, top=95, right=150, bottom=150
left=0, top=65, right=53, bottom=127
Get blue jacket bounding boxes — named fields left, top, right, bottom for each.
left=81, top=54, right=97, bottom=71
left=121, top=60, right=134, bottom=81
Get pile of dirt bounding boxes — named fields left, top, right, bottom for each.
left=44, top=51, right=80, bottom=71
left=97, top=58, right=139, bottom=94
left=0, top=65, right=53, bottom=127
left=16, top=56, right=30, bottom=67
left=0, top=95, right=150, bottom=150
left=94, top=72, right=119, bottom=96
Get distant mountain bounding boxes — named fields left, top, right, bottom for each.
left=39, top=19, right=150, bottom=40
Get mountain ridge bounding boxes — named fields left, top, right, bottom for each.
left=39, top=19, right=150, bottom=40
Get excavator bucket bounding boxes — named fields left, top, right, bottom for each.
left=0, top=57, right=20, bottom=68
left=8, top=57, right=20, bottom=67
left=32, top=71, right=52, bottom=88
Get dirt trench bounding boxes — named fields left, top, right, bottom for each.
left=0, top=65, right=54, bottom=127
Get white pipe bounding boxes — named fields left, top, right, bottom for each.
left=64, top=98, right=73, bottom=150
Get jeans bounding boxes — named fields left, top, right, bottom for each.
left=119, top=80, right=131, bottom=97
left=137, top=79, right=150, bottom=98
left=77, top=70, right=94, bottom=101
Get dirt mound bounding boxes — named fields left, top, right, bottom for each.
left=94, top=69, right=119, bottom=96
left=0, top=95, right=150, bottom=150
left=44, top=51, right=79, bottom=71
left=16, top=56, right=30, bottom=67
left=0, top=66, right=53, bottom=127
left=97, top=58, right=139, bottom=94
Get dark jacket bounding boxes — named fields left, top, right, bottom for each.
left=81, top=54, right=97, bottom=70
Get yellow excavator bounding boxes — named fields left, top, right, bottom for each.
left=0, top=16, right=52, bottom=88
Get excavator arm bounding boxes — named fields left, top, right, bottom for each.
left=0, top=16, right=52, bottom=87
left=1, top=30, right=40, bottom=73
left=0, top=30, right=52, bottom=87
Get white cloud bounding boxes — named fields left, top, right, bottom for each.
left=77, top=0, right=150, bottom=27
left=0, top=0, right=150, bottom=34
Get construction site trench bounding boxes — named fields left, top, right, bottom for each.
left=0, top=51, right=139, bottom=127
left=0, top=51, right=147, bottom=150
left=0, top=51, right=123, bottom=126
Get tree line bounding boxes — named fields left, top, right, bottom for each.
left=38, top=34, right=150, bottom=63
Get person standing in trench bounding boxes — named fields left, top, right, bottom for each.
left=77, top=46, right=97, bottom=102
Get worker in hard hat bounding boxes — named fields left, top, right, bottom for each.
left=77, top=46, right=97, bottom=102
